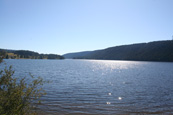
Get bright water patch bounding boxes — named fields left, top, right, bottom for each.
left=2, top=59, right=173, bottom=114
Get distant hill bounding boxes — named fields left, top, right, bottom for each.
left=63, top=51, right=92, bottom=59
left=0, top=49, right=64, bottom=59
left=63, top=40, right=173, bottom=62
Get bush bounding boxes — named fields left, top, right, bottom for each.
left=0, top=61, right=46, bottom=114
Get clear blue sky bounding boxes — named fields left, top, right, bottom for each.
left=0, top=0, right=173, bottom=55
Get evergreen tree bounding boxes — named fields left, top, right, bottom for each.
left=5, top=55, right=9, bottom=59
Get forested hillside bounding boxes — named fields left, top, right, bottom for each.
left=0, top=49, right=64, bottom=59
left=64, top=40, right=173, bottom=62
left=63, top=51, right=92, bottom=59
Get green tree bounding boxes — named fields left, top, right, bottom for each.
left=0, top=58, right=46, bottom=114
left=5, top=55, right=9, bottom=59
left=0, top=50, right=6, bottom=63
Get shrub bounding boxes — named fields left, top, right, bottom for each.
left=0, top=61, right=46, bottom=114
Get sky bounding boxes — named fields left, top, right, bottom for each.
left=0, top=0, right=173, bottom=55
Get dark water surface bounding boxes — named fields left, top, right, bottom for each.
left=2, top=59, right=173, bottom=114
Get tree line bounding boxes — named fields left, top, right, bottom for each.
left=64, top=40, right=173, bottom=62
left=0, top=49, right=64, bottom=59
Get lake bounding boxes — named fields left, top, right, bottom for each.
left=2, top=59, right=173, bottom=114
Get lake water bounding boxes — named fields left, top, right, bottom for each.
left=2, top=59, right=173, bottom=114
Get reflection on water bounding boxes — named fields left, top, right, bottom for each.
left=3, top=59, right=173, bottom=114
left=118, top=97, right=122, bottom=100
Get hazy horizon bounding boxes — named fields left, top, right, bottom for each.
left=1, top=0, right=173, bottom=55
